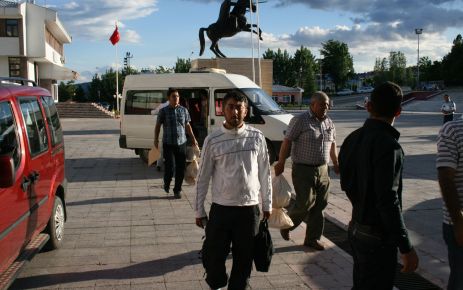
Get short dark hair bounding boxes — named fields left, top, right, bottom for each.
left=167, top=88, right=178, bottom=97
left=223, top=91, right=248, bottom=107
left=370, top=82, right=402, bottom=118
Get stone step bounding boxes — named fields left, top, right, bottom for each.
left=56, top=103, right=113, bottom=119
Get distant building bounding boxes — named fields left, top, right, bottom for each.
left=0, top=0, right=78, bottom=101
left=272, top=85, right=303, bottom=105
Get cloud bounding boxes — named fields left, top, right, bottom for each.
left=53, top=0, right=158, bottom=43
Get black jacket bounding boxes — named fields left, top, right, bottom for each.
left=339, top=118, right=412, bottom=254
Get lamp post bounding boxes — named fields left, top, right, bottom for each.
left=415, top=28, right=423, bottom=89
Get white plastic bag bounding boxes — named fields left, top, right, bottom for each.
left=272, top=175, right=292, bottom=208
left=184, top=160, right=199, bottom=185
left=268, top=208, right=294, bottom=229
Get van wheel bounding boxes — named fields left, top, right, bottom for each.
left=45, top=197, right=65, bottom=250
left=266, top=140, right=276, bottom=165
left=139, top=149, right=149, bottom=164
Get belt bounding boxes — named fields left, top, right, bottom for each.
left=294, top=163, right=326, bottom=167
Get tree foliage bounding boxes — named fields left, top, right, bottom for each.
left=174, top=58, right=192, bottom=73
left=263, top=46, right=317, bottom=96
left=320, top=40, right=354, bottom=90
left=388, top=51, right=407, bottom=85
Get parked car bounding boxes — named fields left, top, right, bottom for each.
left=336, top=89, right=354, bottom=96
left=357, top=86, right=374, bottom=93
left=0, top=78, right=67, bottom=283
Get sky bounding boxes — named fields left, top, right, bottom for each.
left=38, top=0, right=463, bottom=82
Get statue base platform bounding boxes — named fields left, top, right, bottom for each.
left=191, top=58, right=273, bottom=95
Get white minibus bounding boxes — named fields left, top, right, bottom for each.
left=119, top=70, right=293, bottom=164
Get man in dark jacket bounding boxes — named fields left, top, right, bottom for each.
left=338, top=82, right=419, bottom=289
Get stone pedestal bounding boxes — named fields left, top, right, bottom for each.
left=191, top=58, right=273, bottom=95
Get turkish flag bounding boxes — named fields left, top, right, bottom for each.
left=109, top=26, right=120, bottom=45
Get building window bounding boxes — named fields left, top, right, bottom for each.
left=9, top=57, right=21, bottom=77
left=5, top=19, right=19, bottom=37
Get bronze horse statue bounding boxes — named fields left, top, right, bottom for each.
left=199, top=0, right=263, bottom=58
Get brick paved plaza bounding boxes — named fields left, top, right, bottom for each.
left=10, top=91, right=463, bottom=289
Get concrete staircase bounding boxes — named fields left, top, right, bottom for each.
left=56, top=103, right=113, bottom=118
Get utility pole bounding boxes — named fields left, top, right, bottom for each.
left=124, top=52, right=133, bottom=72
left=415, top=28, right=423, bottom=89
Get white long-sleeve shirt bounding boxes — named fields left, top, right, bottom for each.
left=195, top=124, right=272, bottom=218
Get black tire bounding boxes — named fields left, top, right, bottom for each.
left=45, top=197, right=65, bottom=250
left=266, top=140, right=276, bottom=165
left=139, top=149, right=149, bottom=164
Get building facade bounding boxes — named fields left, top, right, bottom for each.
left=0, top=0, right=77, bottom=101
left=272, top=85, right=303, bottom=105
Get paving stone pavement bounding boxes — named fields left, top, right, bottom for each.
left=11, top=118, right=354, bottom=290
left=11, top=94, right=460, bottom=289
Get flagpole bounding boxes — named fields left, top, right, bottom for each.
left=115, top=21, right=119, bottom=114
left=256, top=0, right=262, bottom=87
left=249, top=0, right=255, bottom=83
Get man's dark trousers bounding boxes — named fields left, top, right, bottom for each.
left=348, top=227, right=398, bottom=290
left=202, top=203, right=260, bottom=290
left=163, top=142, right=187, bottom=193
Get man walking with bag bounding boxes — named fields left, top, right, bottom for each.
left=154, top=88, right=198, bottom=198
left=339, top=82, right=419, bottom=289
left=275, top=91, right=339, bottom=250
left=195, top=91, right=272, bottom=290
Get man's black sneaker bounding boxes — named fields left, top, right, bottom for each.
left=163, top=184, right=169, bottom=194
left=174, top=191, right=182, bottom=199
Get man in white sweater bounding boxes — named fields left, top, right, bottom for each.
left=195, top=91, right=272, bottom=290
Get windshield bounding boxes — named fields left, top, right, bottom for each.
left=241, top=88, right=285, bottom=115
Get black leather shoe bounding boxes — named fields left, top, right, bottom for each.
left=163, top=183, right=169, bottom=194
left=174, top=191, right=182, bottom=199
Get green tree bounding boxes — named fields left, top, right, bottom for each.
left=320, top=40, right=354, bottom=91
left=74, top=85, right=86, bottom=102
left=58, top=81, right=75, bottom=102
left=388, top=51, right=407, bottom=85
left=292, top=46, right=316, bottom=97
left=174, top=58, right=192, bottom=73
left=155, top=66, right=173, bottom=74
left=442, top=34, right=463, bottom=85
left=373, top=57, right=389, bottom=86
left=263, top=48, right=293, bottom=86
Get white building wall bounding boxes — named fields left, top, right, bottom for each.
left=0, top=57, right=9, bottom=77
left=26, top=61, right=35, bottom=81
left=24, top=4, right=46, bottom=58
left=0, top=38, right=20, bottom=56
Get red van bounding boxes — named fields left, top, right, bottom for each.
left=0, top=78, right=67, bottom=284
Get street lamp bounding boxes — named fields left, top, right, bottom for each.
left=415, top=28, right=423, bottom=89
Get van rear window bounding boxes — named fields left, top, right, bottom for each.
left=125, top=90, right=165, bottom=115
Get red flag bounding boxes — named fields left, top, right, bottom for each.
left=109, top=25, right=120, bottom=45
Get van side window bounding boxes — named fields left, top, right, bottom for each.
left=214, top=90, right=229, bottom=116
left=214, top=89, right=247, bottom=116
left=125, top=90, right=166, bottom=115
left=41, top=96, right=63, bottom=146
left=19, top=98, right=49, bottom=156
left=0, top=101, right=21, bottom=169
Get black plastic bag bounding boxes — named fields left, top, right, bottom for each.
left=253, top=219, right=274, bottom=272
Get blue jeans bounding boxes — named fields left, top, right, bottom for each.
left=443, top=223, right=463, bottom=290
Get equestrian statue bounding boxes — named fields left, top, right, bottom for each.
left=199, top=0, right=263, bottom=58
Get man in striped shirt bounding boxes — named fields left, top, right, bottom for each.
left=437, top=120, right=463, bottom=290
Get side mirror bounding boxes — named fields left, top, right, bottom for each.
left=0, top=155, right=15, bottom=188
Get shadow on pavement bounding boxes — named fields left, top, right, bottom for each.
left=11, top=250, right=201, bottom=289
left=403, top=153, right=437, bottom=181
left=66, top=158, right=161, bottom=182
left=64, top=129, right=121, bottom=136
left=67, top=195, right=175, bottom=206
